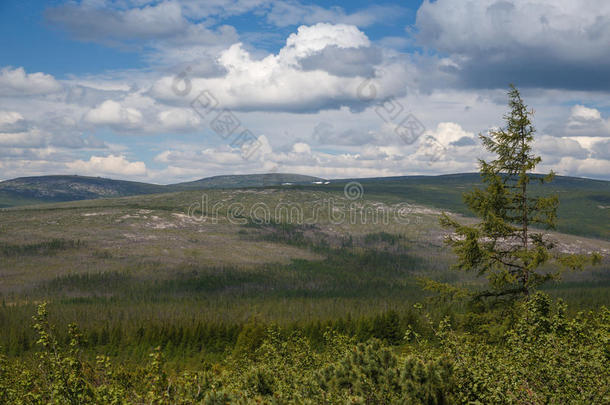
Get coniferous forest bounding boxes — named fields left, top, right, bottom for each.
left=0, top=87, right=607, bottom=403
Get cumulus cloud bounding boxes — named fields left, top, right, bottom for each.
left=416, top=0, right=610, bottom=90
left=266, top=3, right=407, bottom=28
left=157, top=108, right=201, bottom=130
left=45, top=1, right=240, bottom=66
left=279, top=23, right=371, bottom=64
left=534, top=135, right=589, bottom=163
left=0, top=111, right=28, bottom=133
left=591, top=139, right=610, bottom=160
left=150, top=23, right=407, bottom=112
left=545, top=157, right=610, bottom=179
left=66, top=154, right=147, bottom=177
left=149, top=120, right=485, bottom=182
left=43, top=0, right=408, bottom=69
left=571, top=105, right=602, bottom=121
left=0, top=67, right=62, bottom=96
left=299, top=46, right=382, bottom=77
left=0, top=129, right=47, bottom=148
left=0, top=108, right=106, bottom=150
left=1, top=2, right=607, bottom=183
left=427, top=122, right=476, bottom=147
left=0, top=126, right=106, bottom=150
left=84, top=100, right=143, bottom=127
left=292, top=142, right=311, bottom=154
left=546, top=105, right=610, bottom=138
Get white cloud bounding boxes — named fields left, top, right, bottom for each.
left=0, top=4, right=609, bottom=183
left=0, top=111, right=24, bottom=125
left=266, top=3, right=406, bottom=28
left=45, top=1, right=240, bottom=66
left=150, top=23, right=407, bottom=112
left=158, top=108, right=201, bottom=130
left=535, top=135, right=589, bottom=163
left=426, top=122, right=476, bottom=146
left=84, top=100, right=143, bottom=127
left=544, top=156, right=610, bottom=179
left=0, top=67, right=62, bottom=96
left=0, top=119, right=106, bottom=150
left=313, top=122, right=381, bottom=146
left=66, top=154, right=147, bottom=177
left=546, top=104, right=610, bottom=138
left=46, top=1, right=186, bottom=41
left=279, top=23, right=370, bottom=65
left=592, top=139, right=610, bottom=160
left=571, top=105, right=602, bottom=121
left=0, top=111, right=27, bottom=132
left=148, top=122, right=484, bottom=183
left=0, top=129, right=46, bottom=148
left=292, top=142, right=311, bottom=154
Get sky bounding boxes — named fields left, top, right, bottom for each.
left=1, top=0, right=610, bottom=184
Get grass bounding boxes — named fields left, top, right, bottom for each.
left=2, top=173, right=608, bottom=239
left=0, top=185, right=607, bottom=361
left=0, top=239, right=84, bottom=257
left=298, top=173, right=610, bottom=239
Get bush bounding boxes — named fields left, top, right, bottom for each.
left=0, top=297, right=607, bottom=404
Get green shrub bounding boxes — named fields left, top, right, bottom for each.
left=0, top=298, right=607, bottom=404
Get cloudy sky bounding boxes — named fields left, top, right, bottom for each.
left=1, top=0, right=610, bottom=183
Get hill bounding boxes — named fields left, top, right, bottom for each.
left=1, top=172, right=608, bottom=239
left=0, top=175, right=167, bottom=208
left=308, top=173, right=610, bottom=240
left=0, top=175, right=607, bottom=388
left=171, top=173, right=325, bottom=189
left=0, top=173, right=325, bottom=207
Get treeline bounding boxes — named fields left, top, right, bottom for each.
left=0, top=307, right=437, bottom=359
left=1, top=293, right=607, bottom=404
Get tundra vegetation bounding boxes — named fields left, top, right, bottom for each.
left=0, top=87, right=608, bottom=403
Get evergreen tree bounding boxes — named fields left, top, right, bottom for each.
left=439, top=85, right=600, bottom=302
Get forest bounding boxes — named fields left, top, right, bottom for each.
left=0, top=88, right=608, bottom=404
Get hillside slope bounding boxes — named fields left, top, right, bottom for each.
left=0, top=173, right=326, bottom=207
left=1, top=173, right=608, bottom=239
left=0, top=175, right=167, bottom=207
left=312, top=173, right=610, bottom=240
left=171, top=173, right=325, bottom=189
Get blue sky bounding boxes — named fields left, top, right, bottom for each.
left=0, top=1, right=420, bottom=76
left=1, top=0, right=610, bottom=183
left=0, top=1, right=143, bottom=75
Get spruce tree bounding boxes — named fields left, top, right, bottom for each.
left=439, top=85, right=599, bottom=302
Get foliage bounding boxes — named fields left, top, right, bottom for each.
left=439, top=85, right=600, bottom=302
left=446, top=293, right=610, bottom=403
left=0, top=298, right=607, bottom=403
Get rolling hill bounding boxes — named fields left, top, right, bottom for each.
left=172, top=173, right=325, bottom=190
left=0, top=173, right=325, bottom=207
left=300, top=173, right=610, bottom=240
left=1, top=172, right=608, bottom=239
left=0, top=175, right=167, bottom=208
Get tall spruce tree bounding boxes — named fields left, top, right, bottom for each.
left=439, top=85, right=600, bottom=302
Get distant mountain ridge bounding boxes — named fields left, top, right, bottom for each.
left=0, top=175, right=167, bottom=207
left=172, top=173, right=325, bottom=190
left=301, top=172, right=609, bottom=240
left=0, top=173, right=325, bottom=207
left=1, top=172, right=608, bottom=239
